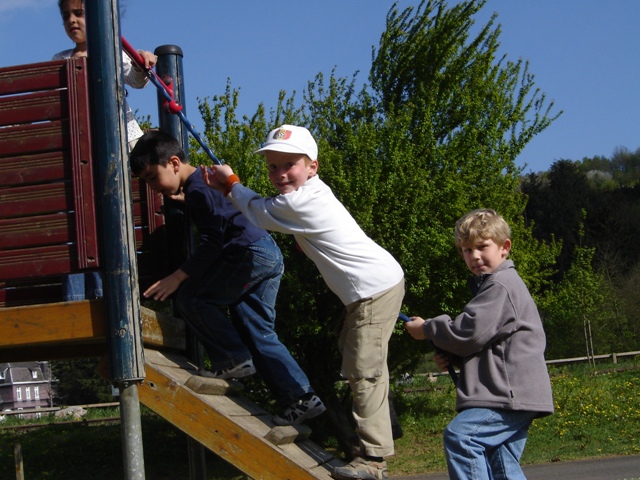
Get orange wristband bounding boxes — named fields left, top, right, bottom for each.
left=224, top=174, right=241, bottom=196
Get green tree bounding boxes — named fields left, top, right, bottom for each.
left=50, top=358, right=113, bottom=406
left=536, top=221, right=632, bottom=361
left=193, top=0, right=560, bottom=454
left=522, top=160, right=590, bottom=278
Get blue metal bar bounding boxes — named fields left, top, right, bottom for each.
left=122, top=36, right=221, bottom=165
left=399, top=313, right=458, bottom=384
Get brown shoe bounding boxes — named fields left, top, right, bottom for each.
left=331, top=457, right=388, bottom=480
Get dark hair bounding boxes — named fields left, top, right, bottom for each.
left=129, top=131, right=186, bottom=175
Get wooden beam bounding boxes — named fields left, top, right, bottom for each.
left=0, top=300, right=106, bottom=348
left=0, top=301, right=185, bottom=362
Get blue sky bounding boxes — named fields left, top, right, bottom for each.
left=2, top=0, right=638, bottom=173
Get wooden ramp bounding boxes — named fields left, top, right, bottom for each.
left=0, top=299, right=344, bottom=478
left=140, top=348, right=343, bottom=480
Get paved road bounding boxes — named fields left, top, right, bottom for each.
left=391, top=455, right=640, bottom=480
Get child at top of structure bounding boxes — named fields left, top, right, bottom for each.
left=404, top=209, right=554, bottom=480
left=203, top=125, right=405, bottom=480
left=129, top=130, right=325, bottom=426
left=54, top=0, right=157, bottom=302
left=53, top=0, right=156, bottom=150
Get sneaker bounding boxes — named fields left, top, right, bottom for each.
left=272, top=393, right=326, bottom=426
left=198, top=359, right=256, bottom=380
left=331, top=457, right=388, bottom=480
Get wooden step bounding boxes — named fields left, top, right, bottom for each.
left=140, top=348, right=343, bottom=480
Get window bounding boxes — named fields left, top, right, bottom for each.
left=34, top=386, right=40, bottom=400
left=31, top=370, right=38, bottom=380
left=16, top=387, right=22, bottom=401
left=26, top=387, right=31, bottom=400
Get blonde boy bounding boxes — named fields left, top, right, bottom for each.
left=404, top=209, right=553, bottom=480
left=204, top=125, right=405, bottom=480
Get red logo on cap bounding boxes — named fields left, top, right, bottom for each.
left=273, top=129, right=292, bottom=140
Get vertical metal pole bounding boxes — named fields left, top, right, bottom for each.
left=155, top=45, right=207, bottom=480
left=154, top=45, right=189, bottom=152
left=14, top=442, right=24, bottom=480
left=120, top=382, right=146, bottom=477
left=85, top=1, right=145, bottom=479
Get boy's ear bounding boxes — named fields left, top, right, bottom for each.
left=308, top=158, right=319, bottom=177
left=502, top=239, right=512, bottom=257
left=168, top=155, right=182, bottom=172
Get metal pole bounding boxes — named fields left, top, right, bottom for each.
left=155, top=45, right=207, bottom=480
left=154, top=45, right=189, bottom=152
left=85, top=1, right=145, bottom=479
left=119, top=382, right=146, bottom=479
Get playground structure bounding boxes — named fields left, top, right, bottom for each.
left=0, top=2, right=342, bottom=479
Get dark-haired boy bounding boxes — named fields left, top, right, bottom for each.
left=130, top=131, right=325, bottom=425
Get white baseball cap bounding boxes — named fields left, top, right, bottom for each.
left=254, top=125, right=318, bottom=161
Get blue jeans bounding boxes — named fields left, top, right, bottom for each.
left=176, top=235, right=313, bottom=407
left=63, top=272, right=103, bottom=301
left=444, top=408, right=538, bottom=480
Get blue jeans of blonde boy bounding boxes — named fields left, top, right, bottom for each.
left=444, top=407, right=538, bottom=480
left=176, top=235, right=313, bottom=408
left=338, top=279, right=405, bottom=458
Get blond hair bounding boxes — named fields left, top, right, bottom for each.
left=454, top=209, right=511, bottom=251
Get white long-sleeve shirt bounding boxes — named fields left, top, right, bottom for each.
left=228, top=175, right=404, bottom=305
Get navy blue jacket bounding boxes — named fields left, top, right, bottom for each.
left=180, top=170, right=268, bottom=280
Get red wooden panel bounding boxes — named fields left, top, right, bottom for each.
left=0, top=57, right=173, bottom=304
left=0, top=244, right=77, bottom=281
left=0, top=120, right=67, bottom=158
left=0, top=90, right=65, bottom=127
left=66, top=57, right=98, bottom=270
left=0, top=181, right=71, bottom=218
left=0, top=60, right=66, bottom=96
left=0, top=213, right=72, bottom=250
left=0, top=151, right=68, bottom=187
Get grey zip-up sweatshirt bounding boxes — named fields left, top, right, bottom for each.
left=423, top=260, right=554, bottom=415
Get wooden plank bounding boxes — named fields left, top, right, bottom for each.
left=140, top=356, right=331, bottom=480
left=0, top=300, right=106, bottom=348
left=0, top=60, right=66, bottom=96
left=66, top=56, right=98, bottom=270
left=0, top=303, right=186, bottom=362
left=265, top=425, right=312, bottom=446
left=0, top=151, right=68, bottom=186
left=183, top=376, right=244, bottom=396
left=0, top=245, right=75, bottom=280
left=144, top=348, right=197, bottom=370
left=0, top=89, right=65, bottom=127
left=140, top=307, right=186, bottom=351
left=0, top=181, right=71, bottom=218
left=0, top=120, right=67, bottom=157
left=0, top=213, right=72, bottom=250
left=281, top=440, right=338, bottom=471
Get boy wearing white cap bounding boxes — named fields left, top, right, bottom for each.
left=203, top=125, right=405, bottom=480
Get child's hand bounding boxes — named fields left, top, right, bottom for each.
left=200, top=164, right=233, bottom=192
left=143, top=269, right=188, bottom=301
left=169, top=187, right=185, bottom=203
left=404, top=316, right=427, bottom=340
left=433, top=352, right=450, bottom=373
left=137, top=50, right=157, bottom=69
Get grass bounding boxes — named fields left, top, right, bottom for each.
left=389, top=359, right=640, bottom=475
left=1, top=359, right=639, bottom=479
